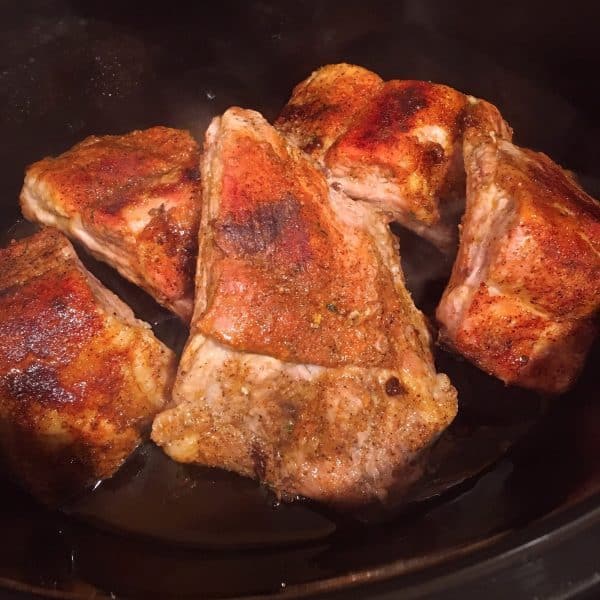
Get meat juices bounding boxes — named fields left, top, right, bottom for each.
left=436, top=99, right=600, bottom=394
left=20, top=127, right=201, bottom=320
left=152, top=108, right=457, bottom=504
left=0, top=228, right=176, bottom=503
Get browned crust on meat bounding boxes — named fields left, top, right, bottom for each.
left=437, top=117, right=599, bottom=393
left=491, top=149, right=600, bottom=317
left=325, top=80, right=468, bottom=224
left=20, top=127, right=201, bottom=320
left=275, top=63, right=384, bottom=160
left=0, top=229, right=176, bottom=503
left=197, top=109, right=427, bottom=368
left=152, top=107, right=458, bottom=503
left=440, top=284, right=597, bottom=393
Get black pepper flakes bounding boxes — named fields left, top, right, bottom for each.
left=250, top=443, right=267, bottom=480
left=385, top=376, right=404, bottom=396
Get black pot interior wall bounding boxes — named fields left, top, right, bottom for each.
left=0, top=1, right=598, bottom=598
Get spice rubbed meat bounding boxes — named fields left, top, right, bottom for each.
left=20, top=127, right=201, bottom=320
left=276, top=63, right=384, bottom=161
left=0, top=228, right=176, bottom=503
left=276, top=64, right=504, bottom=250
left=5, top=61, right=598, bottom=508
left=151, top=108, right=457, bottom=504
left=436, top=100, right=600, bottom=393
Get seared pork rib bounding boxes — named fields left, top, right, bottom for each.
left=152, top=108, right=457, bottom=504
left=436, top=101, right=600, bottom=393
left=276, top=64, right=510, bottom=250
left=20, top=127, right=201, bottom=320
left=276, top=63, right=384, bottom=161
left=0, top=228, right=176, bottom=503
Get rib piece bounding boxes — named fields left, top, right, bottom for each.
left=275, top=63, right=383, bottom=161
left=20, top=127, right=201, bottom=320
left=325, top=79, right=468, bottom=242
left=152, top=108, right=457, bottom=504
left=436, top=100, right=600, bottom=393
left=0, top=228, right=176, bottom=503
left=276, top=64, right=512, bottom=250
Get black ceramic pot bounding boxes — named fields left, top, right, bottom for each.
left=0, top=1, right=598, bottom=598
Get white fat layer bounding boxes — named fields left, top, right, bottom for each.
left=174, top=334, right=325, bottom=407
left=441, top=140, right=515, bottom=336
left=193, top=115, right=222, bottom=323
left=21, top=181, right=133, bottom=280
left=328, top=169, right=409, bottom=213
left=411, top=125, right=449, bottom=149
left=464, top=188, right=511, bottom=288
